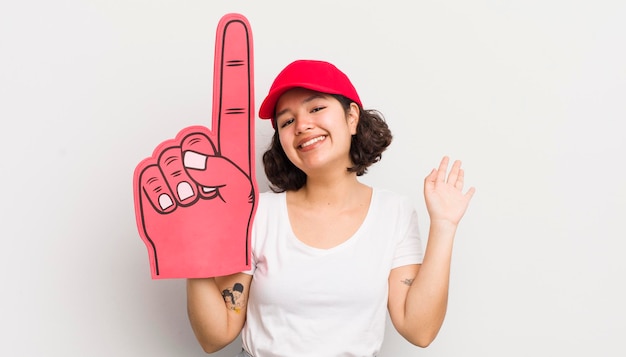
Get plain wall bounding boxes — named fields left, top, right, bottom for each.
left=1, top=0, right=625, bottom=356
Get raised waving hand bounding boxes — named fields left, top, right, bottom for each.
left=133, top=14, right=257, bottom=279
left=424, top=156, right=475, bottom=226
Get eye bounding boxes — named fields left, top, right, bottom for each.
left=311, top=106, right=325, bottom=113
left=280, top=118, right=295, bottom=128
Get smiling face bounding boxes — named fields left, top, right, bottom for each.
left=274, top=88, right=359, bottom=177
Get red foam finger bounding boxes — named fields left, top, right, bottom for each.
left=131, top=13, right=258, bottom=279
left=212, top=13, right=254, bottom=175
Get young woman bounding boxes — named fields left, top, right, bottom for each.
left=187, top=60, right=475, bottom=356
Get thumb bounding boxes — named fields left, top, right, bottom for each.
left=424, top=168, right=437, bottom=189
left=183, top=152, right=251, bottom=201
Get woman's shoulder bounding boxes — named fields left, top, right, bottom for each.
left=372, top=187, right=413, bottom=206
left=370, top=188, right=417, bottom=220
left=255, top=190, right=286, bottom=213
left=259, top=190, right=285, bottom=201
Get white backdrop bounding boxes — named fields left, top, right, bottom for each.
left=1, top=1, right=625, bottom=356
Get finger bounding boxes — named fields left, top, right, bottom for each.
left=137, top=163, right=177, bottom=214
left=455, top=168, right=465, bottom=191
left=465, top=186, right=477, bottom=200
left=181, top=127, right=218, bottom=156
left=212, top=14, right=254, bottom=176
left=184, top=153, right=251, bottom=203
left=447, top=160, right=462, bottom=185
left=181, top=129, right=221, bottom=199
left=158, top=146, right=199, bottom=207
left=436, top=156, right=450, bottom=183
left=424, top=168, right=437, bottom=190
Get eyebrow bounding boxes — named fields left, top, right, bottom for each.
left=275, top=94, right=327, bottom=119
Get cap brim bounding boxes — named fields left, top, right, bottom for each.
left=258, top=83, right=347, bottom=120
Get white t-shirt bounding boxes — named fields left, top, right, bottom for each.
left=241, top=188, right=424, bottom=357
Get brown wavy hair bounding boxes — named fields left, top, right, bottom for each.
left=262, top=94, right=392, bottom=192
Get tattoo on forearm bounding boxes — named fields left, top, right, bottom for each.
left=221, top=282, right=245, bottom=313
left=401, top=278, right=414, bottom=286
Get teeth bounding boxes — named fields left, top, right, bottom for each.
left=300, top=136, right=325, bottom=148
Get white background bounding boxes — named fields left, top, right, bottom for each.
left=1, top=1, right=625, bottom=356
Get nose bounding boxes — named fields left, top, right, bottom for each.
left=294, top=114, right=313, bottom=135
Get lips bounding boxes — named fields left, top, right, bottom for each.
left=298, top=135, right=326, bottom=149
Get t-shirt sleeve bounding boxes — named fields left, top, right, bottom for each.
left=391, top=206, right=424, bottom=269
left=241, top=217, right=258, bottom=276
left=241, top=265, right=255, bottom=275
left=241, top=191, right=270, bottom=275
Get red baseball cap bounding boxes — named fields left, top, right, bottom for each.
left=258, top=60, right=363, bottom=123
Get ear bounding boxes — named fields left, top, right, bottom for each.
left=347, top=102, right=360, bottom=135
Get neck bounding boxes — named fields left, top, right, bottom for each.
left=295, top=170, right=367, bottom=208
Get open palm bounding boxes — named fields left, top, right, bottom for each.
left=424, top=156, right=475, bottom=226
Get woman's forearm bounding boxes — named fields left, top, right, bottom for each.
left=187, top=278, right=231, bottom=352
left=186, top=274, right=250, bottom=353
left=403, top=221, right=457, bottom=346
